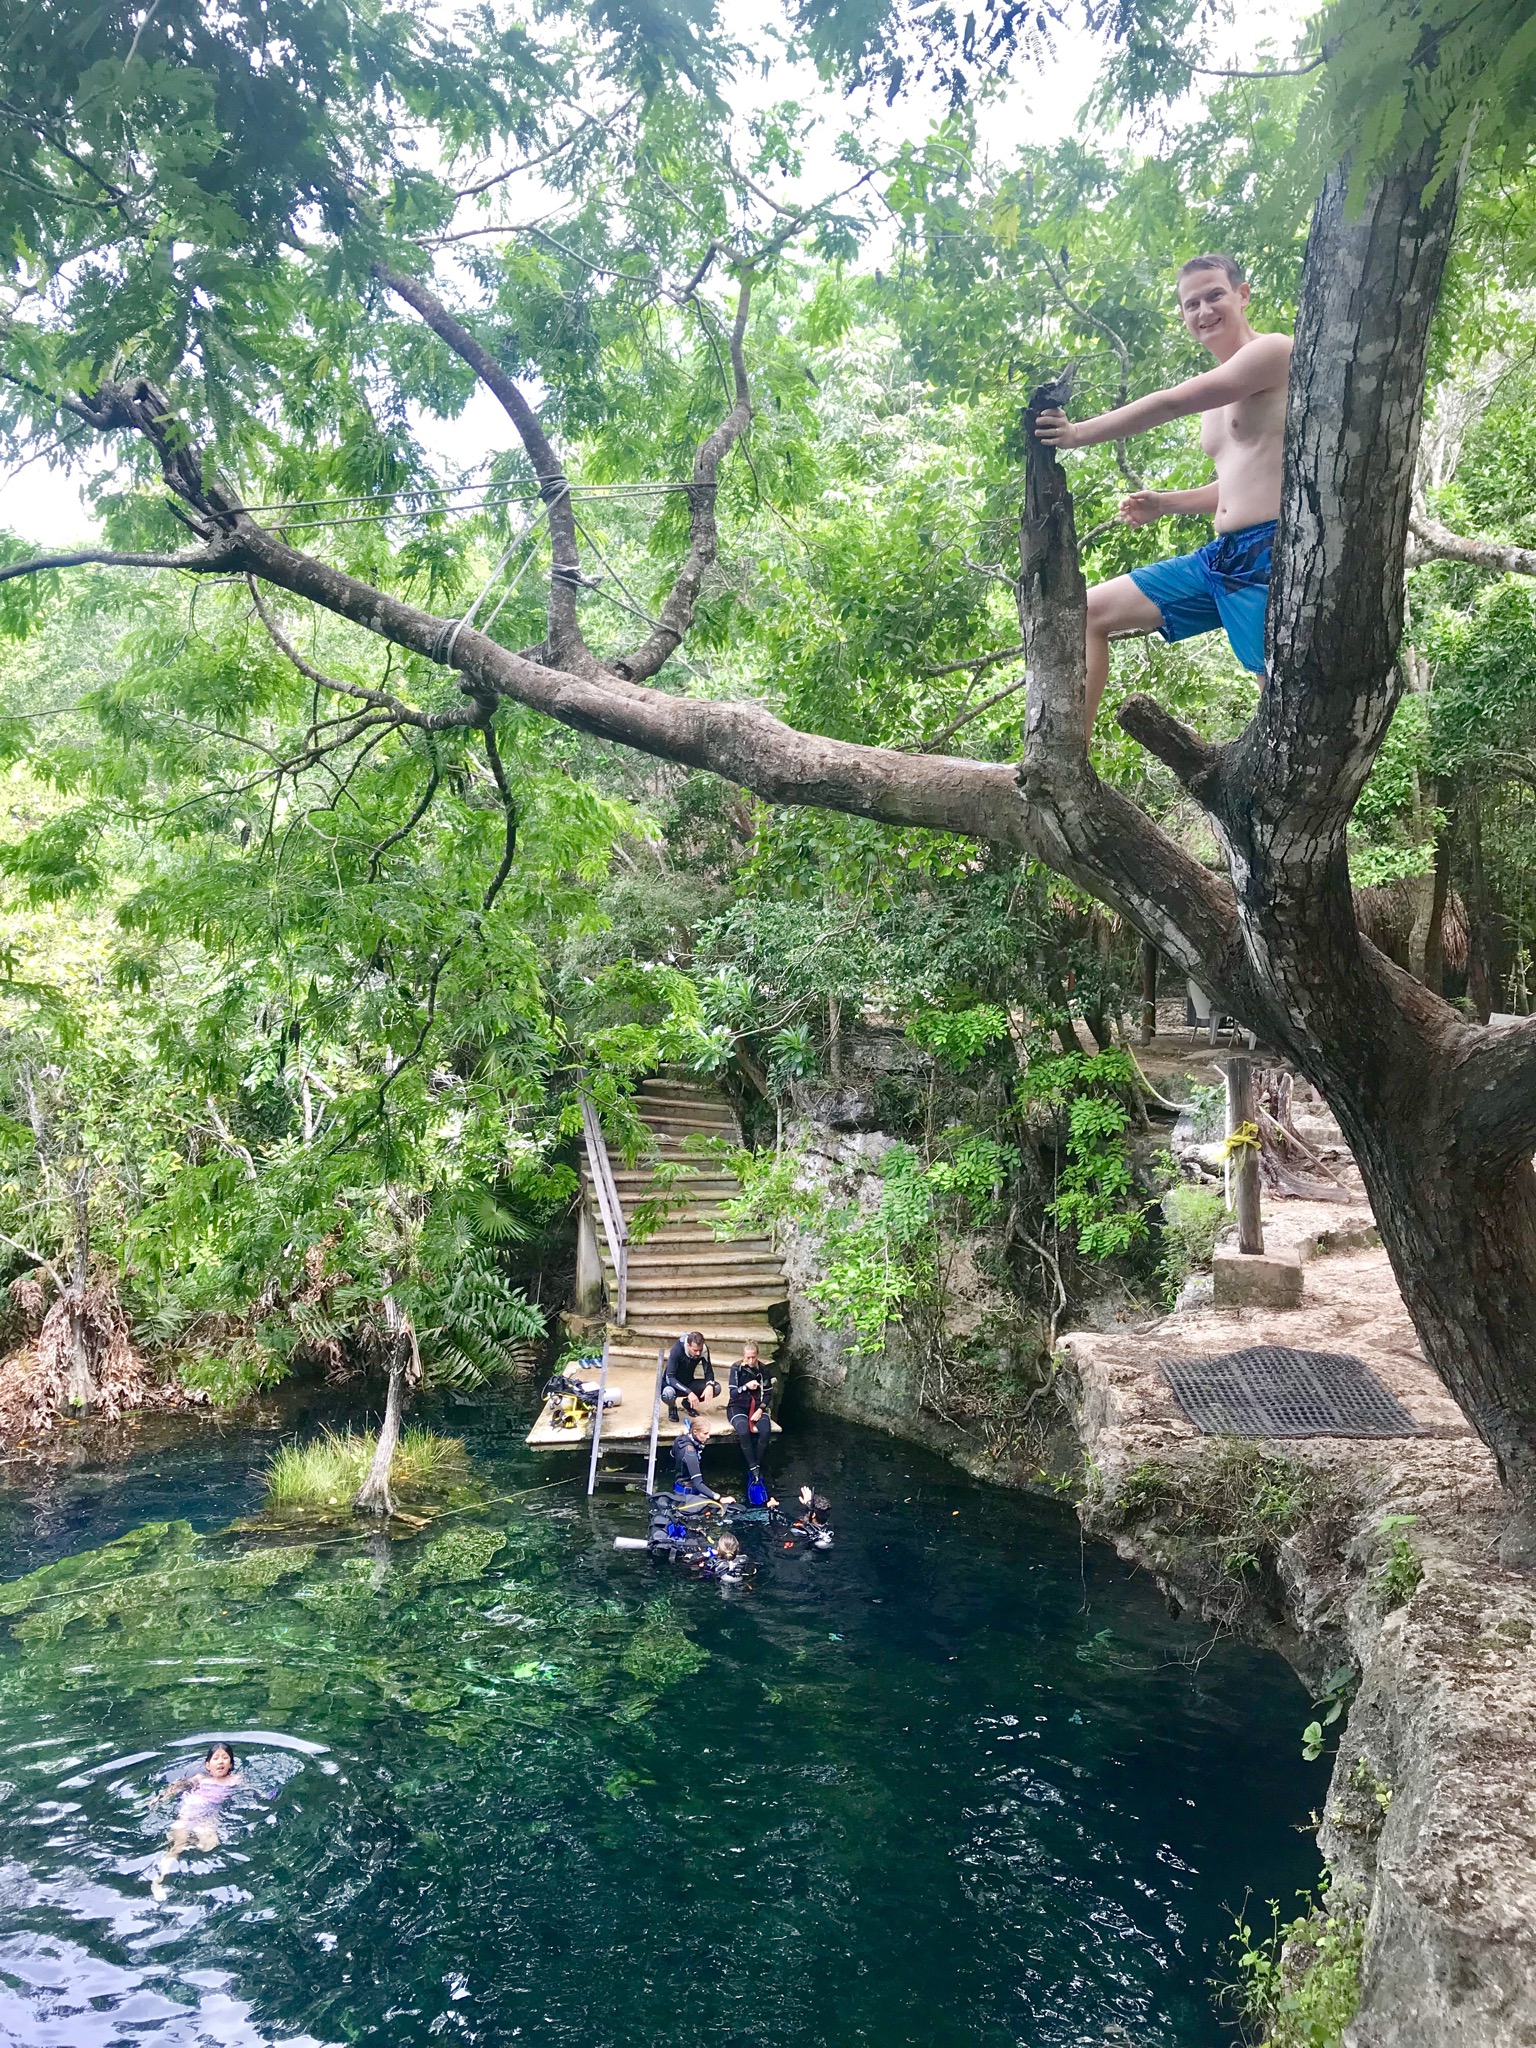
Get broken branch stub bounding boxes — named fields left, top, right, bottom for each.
left=1018, top=375, right=1089, bottom=768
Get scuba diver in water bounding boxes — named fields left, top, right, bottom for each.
left=660, top=1331, right=719, bottom=1422
left=726, top=1341, right=774, bottom=1503
left=711, top=1531, right=754, bottom=1590
left=670, top=1414, right=735, bottom=1504
left=793, top=1488, right=835, bottom=1552
left=148, top=1742, right=253, bottom=1899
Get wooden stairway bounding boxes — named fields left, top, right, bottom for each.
left=526, top=1074, right=790, bottom=1452
left=582, top=1075, right=789, bottom=1379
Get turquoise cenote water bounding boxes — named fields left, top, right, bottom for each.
left=0, top=1402, right=1318, bottom=2047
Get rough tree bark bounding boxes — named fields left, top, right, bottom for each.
left=354, top=1292, right=419, bottom=1518
left=11, top=140, right=1536, bottom=1544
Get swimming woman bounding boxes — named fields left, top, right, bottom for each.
left=149, top=1741, right=247, bottom=1898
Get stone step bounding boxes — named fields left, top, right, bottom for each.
left=631, top=1128, right=736, bottom=1148
left=608, top=1276, right=787, bottom=1304
left=634, top=1100, right=736, bottom=1122
left=608, top=1255, right=785, bottom=1280
left=623, top=1316, right=781, bottom=1343
left=621, top=1298, right=788, bottom=1324
left=625, top=1227, right=774, bottom=1249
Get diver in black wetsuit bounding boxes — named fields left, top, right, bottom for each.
left=726, top=1340, right=772, bottom=1491
left=711, top=1531, right=753, bottom=1589
left=661, top=1331, right=719, bottom=1421
left=670, top=1415, right=735, bottom=1503
left=793, top=1488, right=835, bottom=1551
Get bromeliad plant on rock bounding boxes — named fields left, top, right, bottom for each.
left=5, top=3, right=1536, bottom=1546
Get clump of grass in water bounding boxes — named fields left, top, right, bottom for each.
left=264, top=1427, right=468, bottom=1511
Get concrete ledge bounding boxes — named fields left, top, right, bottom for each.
left=1212, top=1245, right=1305, bottom=1309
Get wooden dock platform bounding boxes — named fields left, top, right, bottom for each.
left=525, top=1372, right=781, bottom=1451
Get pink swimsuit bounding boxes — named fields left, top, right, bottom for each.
left=176, top=1773, right=242, bottom=1824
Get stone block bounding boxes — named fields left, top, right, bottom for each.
left=1212, top=1246, right=1305, bottom=1309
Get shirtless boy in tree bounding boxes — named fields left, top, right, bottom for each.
left=1033, top=254, right=1292, bottom=727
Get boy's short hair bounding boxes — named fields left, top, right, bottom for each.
left=686, top=1329, right=705, bottom=1345
left=1177, top=253, right=1246, bottom=291
left=812, top=1493, right=830, bottom=1515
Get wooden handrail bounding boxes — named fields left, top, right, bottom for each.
left=578, top=1086, right=629, bottom=1324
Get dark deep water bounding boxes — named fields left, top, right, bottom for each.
left=0, top=1399, right=1319, bottom=2047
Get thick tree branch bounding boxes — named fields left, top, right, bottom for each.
left=373, top=262, right=588, bottom=668
left=616, top=275, right=753, bottom=682
left=224, top=521, right=1028, bottom=842
left=1409, top=512, right=1536, bottom=580
left=1015, top=377, right=1248, bottom=993
left=1116, top=694, right=1220, bottom=789
left=0, top=546, right=227, bottom=583
left=1449, top=1018, right=1536, bottom=1173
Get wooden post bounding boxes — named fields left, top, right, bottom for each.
left=1225, top=1055, right=1264, bottom=1254
left=1138, top=939, right=1158, bottom=1044
left=585, top=1347, right=609, bottom=1497
left=575, top=1205, right=603, bottom=1316
left=644, top=1345, right=666, bottom=1497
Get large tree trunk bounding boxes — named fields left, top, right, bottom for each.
left=1421, top=782, right=1453, bottom=995
left=1023, top=141, right=1536, bottom=1549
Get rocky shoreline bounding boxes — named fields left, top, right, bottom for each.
left=792, top=1188, right=1536, bottom=2044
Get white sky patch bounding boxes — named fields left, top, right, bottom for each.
left=0, top=0, right=1313, bottom=544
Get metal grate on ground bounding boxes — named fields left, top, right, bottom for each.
left=1160, top=1346, right=1426, bottom=1439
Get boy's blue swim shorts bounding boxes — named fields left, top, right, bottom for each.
left=1127, top=518, right=1276, bottom=675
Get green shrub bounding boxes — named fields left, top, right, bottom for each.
left=1158, top=1182, right=1230, bottom=1300
left=1017, top=1049, right=1151, bottom=1261
left=264, top=1427, right=468, bottom=1510
left=1371, top=1514, right=1423, bottom=1610
left=173, top=1340, right=285, bottom=1405
left=1113, top=1442, right=1332, bottom=1583
left=1230, top=1874, right=1365, bottom=2047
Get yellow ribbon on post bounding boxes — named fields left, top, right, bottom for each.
left=1223, top=1120, right=1261, bottom=1159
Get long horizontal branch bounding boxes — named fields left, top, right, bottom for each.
left=0, top=545, right=229, bottom=583
left=1409, top=512, right=1536, bottom=579
left=226, top=519, right=1025, bottom=840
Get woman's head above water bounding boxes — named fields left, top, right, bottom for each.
left=203, top=1743, right=236, bottom=1779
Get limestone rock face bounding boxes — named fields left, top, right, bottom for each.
left=1061, top=1242, right=1536, bottom=2048
left=773, top=1107, right=1044, bottom=1478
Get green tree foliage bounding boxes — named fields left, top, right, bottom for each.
left=2, top=0, right=1536, bottom=1426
